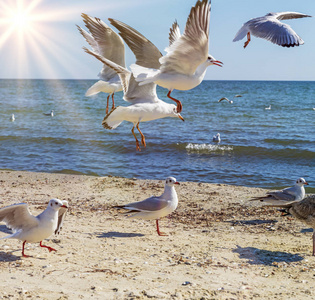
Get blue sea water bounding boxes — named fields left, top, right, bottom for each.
left=0, top=79, right=314, bottom=191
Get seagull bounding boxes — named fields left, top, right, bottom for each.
left=234, top=94, right=242, bottom=98
left=10, top=114, right=15, bottom=122
left=213, top=133, right=221, bottom=143
left=129, top=0, right=223, bottom=113
left=0, top=199, right=68, bottom=257
left=77, top=14, right=125, bottom=115
left=218, top=97, right=233, bottom=104
left=312, top=108, right=315, bottom=111
left=265, top=105, right=271, bottom=110
left=233, top=12, right=312, bottom=48
left=253, top=194, right=315, bottom=256
left=83, top=20, right=184, bottom=151
left=114, top=177, right=180, bottom=236
left=250, top=177, right=308, bottom=203
left=43, top=110, right=54, bottom=117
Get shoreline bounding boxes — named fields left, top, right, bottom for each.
left=0, top=170, right=314, bottom=299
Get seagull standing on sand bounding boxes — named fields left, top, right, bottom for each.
left=233, top=12, right=311, bottom=48
left=0, top=199, right=68, bottom=257
left=250, top=177, right=308, bottom=202
left=252, top=194, right=315, bottom=256
left=114, top=177, right=180, bottom=236
left=84, top=20, right=184, bottom=151
left=130, top=0, right=223, bottom=113
left=213, top=133, right=221, bottom=143
left=77, top=14, right=125, bottom=114
left=218, top=97, right=233, bottom=104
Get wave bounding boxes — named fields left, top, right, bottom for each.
left=186, top=143, right=233, bottom=152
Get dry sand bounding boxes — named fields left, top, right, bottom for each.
left=0, top=170, right=314, bottom=299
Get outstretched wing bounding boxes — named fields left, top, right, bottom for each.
left=0, top=203, right=38, bottom=232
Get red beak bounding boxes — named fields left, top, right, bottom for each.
left=304, top=182, right=309, bottom=185
left=213, top=60, right=223, bottom=67
left=61, top=205, right=68, bottom=208
left=175, top=182, right=180, bottom=185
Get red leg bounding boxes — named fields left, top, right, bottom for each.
left=313, top=232, right=315, bottom=256
left=40, top=241, right=57, bottom=253
left=131, top=125, right=141, bottom=151
left=136, top=122, right=146, bottom=147
left=156, top=219, right=167, bottom=236
left=106, top=94, right=110, bottom=115
left=111, top=93, right=115, bottom=110
left=167, top=91, right=182, bottom=113
left=22, top=241, right=30, bottom=258
left=244, top=32, right=251, bottom=48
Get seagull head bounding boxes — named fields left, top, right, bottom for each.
left=48, top=199, right=68, bottom=210
left=165, top=177, right=180, bottom=186
left=171, top=105, right=185, bottom=121
left=207, top=55, right=223, bottom=67
left=296, top=178, right=308, bottom=186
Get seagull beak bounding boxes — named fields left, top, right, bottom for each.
left=213, top=60, right=223, bottom=67
left=61, top=205, right=68, bottom=208
left=178, top=114, right=185, bottom=122
left=304, top=182, right=309, bottom=185
left=175, top=182, right=180, bottom=185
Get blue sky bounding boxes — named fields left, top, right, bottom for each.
left=0, top=0, right=314, bottom=80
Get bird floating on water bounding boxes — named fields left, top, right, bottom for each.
left=10, top=114, right=15, bottom=122
left=265, top=105, right=271, bottom=110
left=43, top=110, right=54, bottom=117
left=213, top=133, right=221, bottom=143
left=0, top=199, right=68, bottom=257
left=233, top=12, right=312, bottom=48
left=218, top=97, right=233, bottom=104
left=114, top=177, right=180, bottom=236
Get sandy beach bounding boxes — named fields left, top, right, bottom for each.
left=0, top=170, right=314, bottom=299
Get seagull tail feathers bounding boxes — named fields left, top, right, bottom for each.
left=102, top=106, right=124, bottom=130
left=85, top=81, right=109, bottom=97
left=233, top=26, right=248, bottom=42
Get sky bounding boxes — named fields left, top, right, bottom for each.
left=0, top=0, right=314, bottom=81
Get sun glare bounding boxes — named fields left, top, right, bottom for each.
left=10, top=11, right=32, bottom=32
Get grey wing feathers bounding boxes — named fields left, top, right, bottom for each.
left=55, top=200, right=68, bottom=235
left=0, top=203, right=38, bottom=232
left=169, top=20, right=181, bottom=46
left=249, top=19, right=304, bottom=47
left=118, top=196, right=169, bottom=212
left=108, top=18, right=162, bottom=69
left=274, top=12, right=312, bottom=21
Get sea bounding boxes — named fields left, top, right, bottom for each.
left=0, top=79, right=314, bottom=192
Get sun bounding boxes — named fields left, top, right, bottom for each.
left=9, top=10, right=33, bottom=32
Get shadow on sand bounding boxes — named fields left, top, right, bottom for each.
left=233, top=245, right=304, bottom=266
left=96, top=231, right=145, bottom=238
left=227, top=219, right=278, bottom=226
left=0, top=251, right=21, bottom=262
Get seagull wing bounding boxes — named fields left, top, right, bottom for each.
left=83, top=47, right=158, bottom=104
left=0, top=203, right=38, bottom=232
left=247, top=15, right=305, bottom=47
left=169, top=20, right=181, bottom=46
left=80, top=14, right=125, bottom=81
left=108, top=18, right=162, bottom=69
left=120, top=195, right=169, bottom=212
left=274, top=12, right=312, bottom=21
left=55, top=200, right=68, bottom=235
left=160, top=0, right=210, bottom=75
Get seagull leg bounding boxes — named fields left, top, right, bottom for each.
left=22, top=241, right=30, bottom=258
left=131, top=125, right=141, bottom=151
left=167, top=91, right=182, bottom=113
left=313, top=232, right=315, bottom=256
left=136, top=122, right=146, bottom=148
left=111, top=93, right=115, bottom=110
left=106, top=94, right=110, bottom=115
left=40, top=241, right=57, bottom=253
left=244, top=32, right=251, bottom=48
left=156, top=219, right=167, bottom=236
